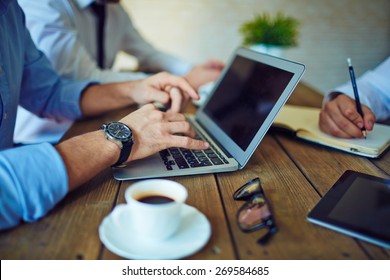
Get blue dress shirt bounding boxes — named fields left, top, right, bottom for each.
left=0, top=0, right=91, bottom=230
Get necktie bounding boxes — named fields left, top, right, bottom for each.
left=90, top=3, right=106, bottom=69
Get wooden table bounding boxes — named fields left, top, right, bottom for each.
left=1, top=83, right=389, bottom=260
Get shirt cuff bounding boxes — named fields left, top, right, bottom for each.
left=0, top=143, right=68, bottom=229
left=60, top=79, right=97, bottom=120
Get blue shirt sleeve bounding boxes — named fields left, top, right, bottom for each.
left=19, top=26, right=91, bottom=121
left=0, top=143, right=68, bottom=230
left=0, top=1, right=85, bottom=231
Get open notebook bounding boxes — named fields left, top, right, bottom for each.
left=272, top=105, right=390, bottom=158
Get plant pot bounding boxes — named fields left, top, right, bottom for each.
left=250, top=44, right=283, bottom=57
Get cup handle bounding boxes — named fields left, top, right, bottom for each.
left=111, top=204, right=131, bottom=227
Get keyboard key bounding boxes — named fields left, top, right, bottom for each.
left=175, top=158, right=189, bottom=169
left=207, top=154, right=218, bottom=159
left=193, top=151, right=205, bottom=156
left=159, top=149, right=170, bottom=156
left=160, top=132, right=229, bottom=170
left=211, top=158, right=224, bottom=165
left=197, top=156, right=208, bottom=161
left=200, top=161, right=212, bottom=166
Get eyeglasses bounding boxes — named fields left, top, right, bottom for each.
left=233, top=177, right=278, bottom=245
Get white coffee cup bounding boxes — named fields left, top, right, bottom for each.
left=124, top=179, right=188, bottom=241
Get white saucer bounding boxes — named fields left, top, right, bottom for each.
left=99, top=204, right=211, bottom=260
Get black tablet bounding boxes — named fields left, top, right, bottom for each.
left=307, top=170, right=390, bottom=249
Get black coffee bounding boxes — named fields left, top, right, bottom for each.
left=137, top=195, right=174, bottom=204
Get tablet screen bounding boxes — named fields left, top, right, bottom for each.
left=329, top=176, right=390, bottom=236
left=308, top=170, right=390, bottom=248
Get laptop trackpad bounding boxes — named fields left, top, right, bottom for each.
left=112, top=154, right=167, bottom=180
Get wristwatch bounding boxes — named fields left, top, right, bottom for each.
left=101, top=121, right=134, bottom=166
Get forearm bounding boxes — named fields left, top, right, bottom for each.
left=80, top=72, right=200, bottom=117
left=55, top=130, right=120, bottom=191
left=79, top=82, right=135, bottom=117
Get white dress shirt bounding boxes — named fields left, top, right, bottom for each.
left=15, top=0, right=193, bottom=144
left=324, top=56, right=390, bottom=122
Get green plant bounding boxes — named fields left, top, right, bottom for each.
left=240, top=12, right=299, bottom=47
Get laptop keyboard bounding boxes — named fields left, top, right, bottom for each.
left=159, top=135, right=229, bottom=170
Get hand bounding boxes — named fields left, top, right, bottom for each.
left=319, top=93, right=376, bottom=138
left=185, top=59, right=225, bottom=90
left=119, top=104, right=209, bottom=162
left=127, top=72, right=199, bottom=112
left=161, top=59, right=224, bottom=112
left=166, top=86, right=190, bottom=113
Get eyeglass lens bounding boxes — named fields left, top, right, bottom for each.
left=237, top=195, right=272, bottom=231
left=233, top=177, right=263, bottom=200
left=234, top=177, right=277, bottom=245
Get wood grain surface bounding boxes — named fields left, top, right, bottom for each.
left=1, top=82, right=388, bottom=260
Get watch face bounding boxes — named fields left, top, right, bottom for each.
left=107, top=122, right=131, bottom=141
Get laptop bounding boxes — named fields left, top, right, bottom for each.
left=113, top=47, right=305, bottom=180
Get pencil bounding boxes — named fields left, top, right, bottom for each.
left=347, top=58, right=367, bottom=138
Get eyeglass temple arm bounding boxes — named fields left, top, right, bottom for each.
left=256, top=225, right=278, bottom=245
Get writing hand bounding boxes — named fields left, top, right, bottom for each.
left=319, top=93, right=376, bottom=138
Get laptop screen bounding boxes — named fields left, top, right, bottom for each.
left=203, top=54, right=294, bottom=151
left=196, top=48, right=304, bottom=168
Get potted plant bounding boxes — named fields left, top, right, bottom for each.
left=239, top=12, right=299, bottom=56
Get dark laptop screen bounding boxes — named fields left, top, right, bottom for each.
left=203, top=55, right=294, bottom=151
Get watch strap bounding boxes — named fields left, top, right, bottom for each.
left=113, top=137, right=133, bottom=167
left=101, top=122, right=133, bottom=167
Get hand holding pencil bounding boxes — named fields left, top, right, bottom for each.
left=319, top=59, right=376, bottom=139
